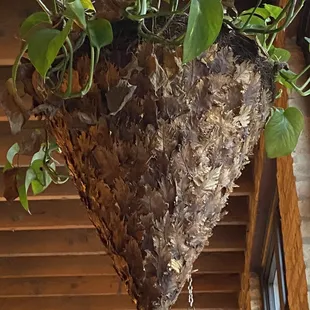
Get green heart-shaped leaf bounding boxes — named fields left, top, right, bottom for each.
left=269, top=47, right=291, bottom=62
left=183, top=0, right=223, bottom=63
left=31, top=159, right=54, bottom=195
left=265, top=107, right=304, bottom=158
left=264, top=4, right=283, bottom=19
left=19, top=12, right=51, bottom=39
left=87, top=18, right=113, bottom=49
left=18, top=168, right=36, bottom=213
left=239, top=15, right=267, bottom=28
left=4, top=143, right=20, bottom=171
left=65, top=0, right=86, bottom=29
left=27, top=21, right=72, bottom=78
left=81, top=0, right=96, bottom=11
left=241, top=7, right=271, bottom=20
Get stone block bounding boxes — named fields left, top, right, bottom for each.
left=299, top=200, right=310, bottom=218
left=302, top=221, right=310, bottom=238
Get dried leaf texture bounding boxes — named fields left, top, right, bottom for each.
left=34, top=31, right=274, bottom=309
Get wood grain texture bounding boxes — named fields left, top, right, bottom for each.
left=0, top=274, right=240, bottom=297
left=205, top=225, right=246, bottom=252
left=0, top=0, right=52, bottom=65
left=0, top=229, right=105, bottom=256
left=0, top=196, right=248, bottom=231
left=0, top=225, right=245, bottom=257
left=0, top=293, right=239, bottom=309
left=0, top=252, right=244, bottom=278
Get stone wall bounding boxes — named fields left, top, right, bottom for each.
left=249, top=273, right=263, bottom=310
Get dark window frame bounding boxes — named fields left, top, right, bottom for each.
left=261, top=194, right=289, bottom=310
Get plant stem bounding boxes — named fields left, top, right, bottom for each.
left=240, top=0, right=262, bottom=31
left=300, top=76, right=310, bottom=91
left=55, top=47, right=69, bottom=91
left=53, top=0, right=58, bottom=14
left=12, top=43, right=28, bottom=90
left=64, top=37, right=73, bottom=98
left=227, top=0, right=298, bottom=35
left=36, top=0, right=52, bottom=15
left=266, top=0, right=295, bottom=50
left=81, top=46, right=95, bottom=96
left=95, top=47, right=100, bottom=65
left=63, top=46, right=95, bottom=99
left=141, top=0, right=148, bottom=15
left=296, top=64, right=310, bottom=80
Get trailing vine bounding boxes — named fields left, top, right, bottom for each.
left=2, top=0, right=310, bottom=212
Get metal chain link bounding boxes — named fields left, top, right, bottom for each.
left=187, top=275, right=195, bottom=309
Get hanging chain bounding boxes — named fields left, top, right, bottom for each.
left=187, top=275, right=195, bottom=309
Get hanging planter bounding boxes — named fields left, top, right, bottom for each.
left=1, top=0, right=309, bottom=309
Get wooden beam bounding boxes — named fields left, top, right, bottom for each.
left=220, top=196, right=249, bottom=226
left=0, top=275, right=124, bottom=297
left=0, top=252, right=244, bottom=278
left=0, top=229, right=105, bottom=257
left=0, top=273, right=240, bottom=297
left=0, top=225, right=245, bottom=257
left=0, top=196, right=248, bottom=231
left=195, top=252, right=245, bottom=274
left=0, top=0, right=47, bottom=65
left=0, top=293, right=239, bottom=309
left=0, top=200, right=91, bottom=231
left=205, top=225, right=246, bottom=252
left=0, top=255, right=115, bottom=278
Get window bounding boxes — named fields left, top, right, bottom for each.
left=261, top=195, right=289, bottom=310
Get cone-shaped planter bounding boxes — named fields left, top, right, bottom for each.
left=17, top=24, right=275, bottom=309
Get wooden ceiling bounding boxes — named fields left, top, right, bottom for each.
left=0, top=1, right=255, bottom=309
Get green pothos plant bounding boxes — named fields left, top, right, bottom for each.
left=2, top=0, right=310, bottom=213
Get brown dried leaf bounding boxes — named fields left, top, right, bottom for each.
left=137, top=43, right=154, bottom=68
left=32, top=71, right=47, bottom=101
left=97, top=62, right=120, bottom=91
left=106, top=80, right=137, bottom=115
left=96, top=0, right=135, bottom=20
left=0, top=79, right=30, bottom=134
left=163, top=49, right=181, bottom=79
left=18, top=129, right=45, bottom=156
left=76, top=56, right=90, bottom=87
left=59, top=70, right=82, bottom=94
left=146, top=55, right=168, bottom=93
left=3, top=168, right=19, bottom=202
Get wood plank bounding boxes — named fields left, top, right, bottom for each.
left=0, top=275, right=124, bottom=297
left=0, top=252, right=244, bottom=278
left=0, top=200, right=91, bottom=231
left=195, top=252, right=244, bottom=274
left=0, top=273, right=240, bottom=297
left=220, top=196, right=249, bottom=225
left=0, top=229, right=105, bottom=257
left=0, top=225, right=245, bottom=257
left=0, top=196, right=248, bottom=231
left=0, top=0, right=49, bottom=65
left=0, top=255, right=115, bottom=278
left=0, top=293, right=239, bottom=309
left=205, top=225, right=246, bottom=252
